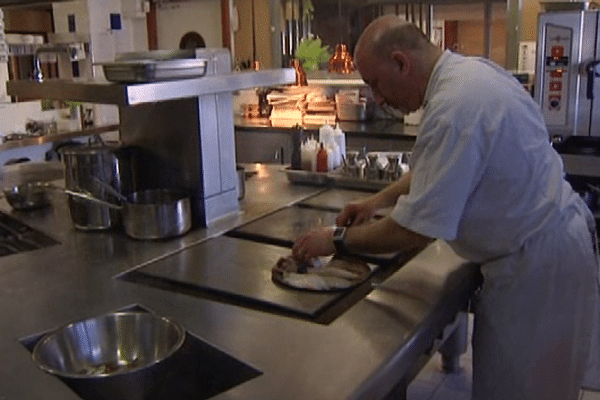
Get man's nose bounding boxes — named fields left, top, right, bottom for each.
left=373, top=92, right=386, bottom=106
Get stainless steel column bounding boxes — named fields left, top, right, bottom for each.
left=506, top=0, right=523, bottom=70
left=118, top=49, right=240, bottom=227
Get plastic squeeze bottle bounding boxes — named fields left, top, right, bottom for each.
left=316, top=143, right=328, bottom=172
left=333, top=123, right=346, bottom=161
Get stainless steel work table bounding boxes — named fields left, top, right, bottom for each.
left=0, top=164, right=479, bottom=400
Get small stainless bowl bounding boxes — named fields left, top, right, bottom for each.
left=3, top=181, right=50, bottom=211
left=32, top=312, right=185, bottom=400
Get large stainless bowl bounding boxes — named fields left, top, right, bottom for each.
left=32, top=311, right=185, bottom=400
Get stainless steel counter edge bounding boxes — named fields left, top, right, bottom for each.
left=0, top=164, right=474, bottom=400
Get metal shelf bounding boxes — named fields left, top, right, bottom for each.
left=7, top=68, right=296, bottom=107
left=0, top=124, right=119, bottom=151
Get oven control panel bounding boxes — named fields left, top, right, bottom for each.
left=542, top=24, right=572, bottom=127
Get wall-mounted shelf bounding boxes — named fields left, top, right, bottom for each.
left=0, top=124, right=120, bottom=151
left=7, top=69, right=296, bottom=106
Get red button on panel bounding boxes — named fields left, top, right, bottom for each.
left=549, top=81, right=562, bottom=91
left=551, top=45, right=564, bottom=58
left=550, top=70, right=563, bottom=78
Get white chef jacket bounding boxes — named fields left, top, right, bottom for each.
left=390, top=51, right=600, bottom=400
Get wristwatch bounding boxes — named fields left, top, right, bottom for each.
left=332, top=226, right=350, bottom=254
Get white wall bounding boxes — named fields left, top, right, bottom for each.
left=155, top=1, right=221, bottom=50
left=52, top=0, right=90, bottom=34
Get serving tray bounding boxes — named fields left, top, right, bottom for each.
left=100, top=59, right=208, bottom=83
left=285, top=167, right=390, bottom=191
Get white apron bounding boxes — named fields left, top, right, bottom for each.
left=470, top=203, right=599, bottom=400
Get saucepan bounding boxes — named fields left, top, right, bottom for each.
left=56, top=185, right=192, bottom=240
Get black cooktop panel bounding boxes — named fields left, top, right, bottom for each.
left=0, top=211, right=59, bottom=257
left=124, top=236, right=370, bottom=321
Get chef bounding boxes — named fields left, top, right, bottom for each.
left=292, top=15, right=600, bottom=400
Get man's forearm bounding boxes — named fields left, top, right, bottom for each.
left=368, top=171, right=412, bottom=210
left=344, top=214, right=430, bottom=254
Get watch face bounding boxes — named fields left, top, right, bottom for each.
left=333, top=227, right=346, bottom=240
left=333, top=227, right=347, bottom=254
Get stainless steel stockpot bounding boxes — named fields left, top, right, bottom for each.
left=60, top=144, right=126, bottom=231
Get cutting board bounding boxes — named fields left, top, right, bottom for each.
left=127, top=235, right=371, bottom=320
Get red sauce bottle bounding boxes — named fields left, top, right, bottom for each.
left=316, top=143, right=328, bottom=172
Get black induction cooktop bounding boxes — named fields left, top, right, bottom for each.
left=0, top=211, right=59, bottom=257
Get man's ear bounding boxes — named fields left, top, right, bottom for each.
left=390, top=51, right=408, bottom=75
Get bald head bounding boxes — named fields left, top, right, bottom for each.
left=355, top=15, right=437, bottom=64
left=353, top=16, right=443, bottom=114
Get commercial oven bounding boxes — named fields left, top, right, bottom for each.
left=535, top=6, right=600, bottom=141
left=535, top=5, right=600, bottom=214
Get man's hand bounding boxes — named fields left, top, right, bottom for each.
left=292, top=227, right=336, bottom=263
left=336, top=200, right=376, bottom=227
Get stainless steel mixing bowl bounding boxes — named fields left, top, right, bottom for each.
left=3, top=181, right=50, bottom=211
left=32, top=311, right=185, bottom=400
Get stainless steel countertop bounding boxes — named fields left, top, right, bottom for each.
left=0, top=164, right=477, bottom=400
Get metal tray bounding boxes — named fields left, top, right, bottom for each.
left=100, top=58, right=208, bottom=83
left=284, top=168, right=389, bottom=192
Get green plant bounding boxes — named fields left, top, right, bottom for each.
left=303, top=0, right=314, bottom=20
left=294, top=36, right=331, bottom=71
left=63, top=100, right=82, bottom=111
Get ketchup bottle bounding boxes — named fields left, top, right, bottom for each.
left=316, top=142, right=328, bottom=172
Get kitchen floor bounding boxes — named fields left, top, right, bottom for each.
left=408, top=313, right=600, bottom=400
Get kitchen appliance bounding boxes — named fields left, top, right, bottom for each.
left=535, top=4, right=600, bottom=142
left=535, top=5, right=600, bottom=216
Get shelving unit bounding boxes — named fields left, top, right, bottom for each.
left=7, top=65, right=296, bottom=227
left=8, top=69, right=296, bottom=106
left=0, top=124, right=119, bottom=151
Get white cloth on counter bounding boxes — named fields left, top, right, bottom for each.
left=390, top=50, right=600, bottom=399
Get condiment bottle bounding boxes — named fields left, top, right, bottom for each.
left=316, top=143, right=328, bottom=172
left=333, top=123, right=346, bottom=162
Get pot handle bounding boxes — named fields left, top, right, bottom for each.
left=64, top=189, right=122, bottom=209
left=48, top=185, right=122, bottom=210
